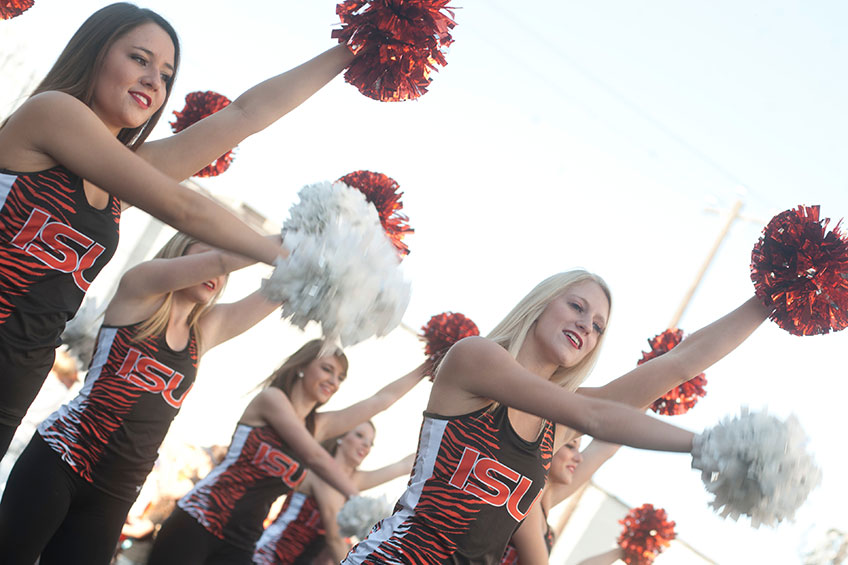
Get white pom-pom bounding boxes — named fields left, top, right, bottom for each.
left=261, top=181, right=411, bottom=347
left=691, top=407, right=821, bottom=527
left=337, top=495, right=394, bottom=540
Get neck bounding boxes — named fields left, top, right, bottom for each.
left=288, top=381, right=319, bottom=421
left=334, top=452, right=358, bottom=476
left=515, top=342, right=558, bottom=380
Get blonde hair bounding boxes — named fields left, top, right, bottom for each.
left=261, top=340, right=349, bottom=433
left=487, top=270, right=612, bottom=392
left=133, top=232, right=227, bottom=349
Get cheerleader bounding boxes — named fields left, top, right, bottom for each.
left=148, top=343, right=429, bottom=565
left=0, top=232, right=282, bottom=563
left=253, top=421, right=414, bottom=564
left=0, top=2, right=355, bottom=455
left=341, top=270, right=772, bottom=564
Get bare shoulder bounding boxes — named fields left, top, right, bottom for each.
left=241, top=387, right=290, bottom=425
left=0, top=92, right=105, bottom=172
left=428, top=336, right=501, bottom=415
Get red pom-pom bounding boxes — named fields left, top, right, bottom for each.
left=751, top=204, right=848, bottom=336
left=0, top=0, right=34, bottom=19
left=637, top=329, right=707, bottom=416
left=332, top=0, right=456, bottom=101
left=617, top=504, right=676, bottom=565
left=170, top=91, right=235, bottom=177
left=337, top=171, right=413, bottom=258
left=420, top=312, right=479, bottom=378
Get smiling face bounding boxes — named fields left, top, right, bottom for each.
left=337, top=422, right=376, bottom=467
left=301, top=355, right=346, bottom=405
left=531, top=279, right=610, bottom=370
left=90, top=22, right=175, bottom=135
left=550, top=437, right=583, bottom=485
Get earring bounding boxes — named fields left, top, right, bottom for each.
left=297, top=370, right=304, bottom=378
left=336, top=438, right=343, bottom=445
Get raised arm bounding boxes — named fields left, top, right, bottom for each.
left=510, top=503, right=551, bottom=565
left=354, top=453, right=415, bottom=492
left=254, top=388, right=359, bottom=498
left=20, top=92, right=282, bottom=265
left=545, top=439, right=620, bottom=510
left=198, top=290, right=281, bottom=354
left=138, top=45, right=355, bottom=180
left=315, top=360, right=430, bottom=441
left=438, top=338, right=695, bottom=453
left=578, top=296, right=772, bottom=409
left=311, top=477, right=352, bottom=563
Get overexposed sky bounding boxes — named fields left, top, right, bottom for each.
left=2, top=1, right=847, bottom=563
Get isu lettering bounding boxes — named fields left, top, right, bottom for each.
left=10, top=207, right=106, bottom=291
left=253, top=442, right=304, bottom=488
left=116, top=347, right=193, bottom=408
left=448, top=446, right=541, bottom=521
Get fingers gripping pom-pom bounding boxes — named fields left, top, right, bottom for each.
left=0, top=0, right=34, bottom=19
left=332, top=0, right=457, bottom=101
left=337, top=171, right=413, bottom=258
left=617, top=504, right=676, bottom=565
left=170, top=91, right=235, bottom=177
left=637, top=329, right=707, bottom=416
left=261, top=181, right=411, bottom=347
left=751, top=204, right=848, bottom=335
left=338, top=495, right=394, bottom=540
left=691, top=408, right=822, bottom=528
left=419, top=312, right=479, bottom=379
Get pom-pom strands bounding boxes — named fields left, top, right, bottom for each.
left=751, top=204, right=848, bottom=335
left=0, top=0, right=33, bottom=19
left=637, top=329, right=707, bottom=416
left=261, top=181, right=411, bottom=348
left=338, top=171, right=413, bottom=258
left=617, top=504, right=676, bottom=565
left=691, top=407, right=822, bottom=528
left=332, top=0, right=456, bottom=101
left=420, top=312, right=479, bottom=359
left=170, top=91, right=235, bottom=177
left=419, top=312, right=479, bottom=378
left=337, top=495, right=394, bottom=539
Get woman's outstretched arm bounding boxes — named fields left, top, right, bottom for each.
left=138, top=45, right=355, bottom=180
left=578, top=296, right=772, bottom=409
left=19, top=92, right=284, bottom=265
left=439, top=338, right=695, bottom=453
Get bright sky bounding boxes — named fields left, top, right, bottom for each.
left=2, top=1, right=847, bottom=563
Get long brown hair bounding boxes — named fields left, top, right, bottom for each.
left=262, top=340, right=349, bottom=434
left=28, top=3, right=180, bottom=149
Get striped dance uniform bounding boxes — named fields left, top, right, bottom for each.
left=342, top=404, right=555, bottom=565
left=0, top=321, right=198, bottom=564
left=149, top=424, right=307, bottom=563
left=0, top=165, right=120, bottom=453
left=253, top=491, right=327, bottom=565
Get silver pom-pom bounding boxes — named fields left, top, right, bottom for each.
left=691, top=407, right=821, bottom=528
left=337, top=495, right=394, bottom=540
left=261, top=181, right=411, bottom=347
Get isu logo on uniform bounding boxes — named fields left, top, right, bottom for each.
left=448, top=447, right=542, bottom=521
left=10, top=207, right=106, bottom=291
left=116, top=347, right=193, bottom=408
left=253, top=442, right=304, bottom=488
